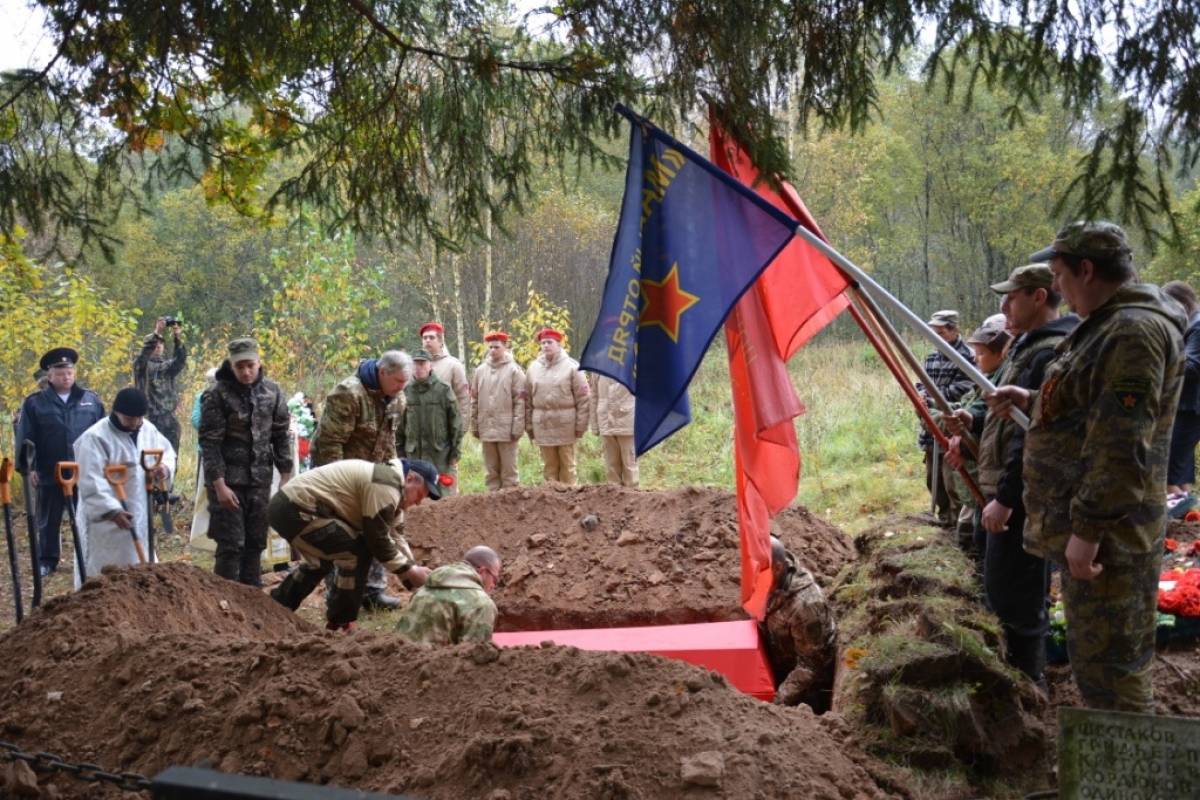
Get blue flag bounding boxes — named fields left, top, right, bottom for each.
left=581, top=106, right=800, bottom=455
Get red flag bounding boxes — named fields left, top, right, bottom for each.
left=710, top=113, right=850, bottom=618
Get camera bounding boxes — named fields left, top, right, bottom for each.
left=162, top=315, right=181, bottom=327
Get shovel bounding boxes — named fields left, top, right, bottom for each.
left=20, top=440, right=42, bottom=607
left=55, top=462, right=87, bottom=582
left=140, top=449, right=165, bottom=563
left=1, top=457, right=24, bottom=623
left=104, top=464, right=147, bottom=565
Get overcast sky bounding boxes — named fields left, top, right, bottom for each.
left=1, top=0, right=53, bottom=71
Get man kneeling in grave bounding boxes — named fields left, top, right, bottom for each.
left=268, top=458, right=439, bottom=630
left=762, top=536, right=838, bottom=710
left=395, top=546, right=502, bottom=644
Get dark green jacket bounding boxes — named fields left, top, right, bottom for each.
left=397, top=374, right=463, bottom=472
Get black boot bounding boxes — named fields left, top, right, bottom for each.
left=361, top=588, right=402, bottom=611
left=1006, top=631, right=1047, bottom=684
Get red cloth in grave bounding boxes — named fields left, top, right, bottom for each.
left=492, top=619, right=776, bottom=702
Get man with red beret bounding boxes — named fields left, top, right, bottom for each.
left=525, top=328, right=589, bottom=484
left=420, top=321, right=469, bottom=494
left=470, top=331, right=526, bottom=490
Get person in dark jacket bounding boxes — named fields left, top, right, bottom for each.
left=199, top=337, right=293, bottom=586
left=14, top=348, right=106, bottom=575
left=1163, top=281, right=1200, bottom=496
left=916, top=310, right=976, bottom=526
left=974, top=265, right=1077, bottom=685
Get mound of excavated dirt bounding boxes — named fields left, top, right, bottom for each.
left=0, top=564, right=909, bottom=799
left=406, top=484, right=854, bottom=631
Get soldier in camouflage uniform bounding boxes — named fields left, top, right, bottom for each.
left=395, top=545, right=501, bottom=644
left=990, top=221, right=1185, bottom=712
left=397, top=349, right=464, bottom=477
left=199, top=337, right=293, bottom=586
left=132, top=317, right=187, bottom=452
left=268, top=458, right=438, bottom=630
left=917, top=310, right=976, bottom=527
left=761, top=537, right=837, bottom=711
left=310, top=350, right=413, bottom=610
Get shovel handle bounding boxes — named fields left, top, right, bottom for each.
left=56, top=462, right=79, bottom=497
left=0, top=458, right=12, bottom=505
left=104, top=464, right=130, bottom=502
left=141, top=449, right=165, bottom=488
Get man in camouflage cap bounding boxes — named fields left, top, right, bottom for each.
left=394, top=545, right=501, bottom=644
left=989, top=221, right=1184, bottom=711
left=396, top=349, right=463, bottom=480
left=917, top=309, right=976, bottom=526
left=133, top=317, right=187, bottom=452
left=199, top=337, right=293, bottom=586
left=310, top=350, right=413, bottom=610
left=761, top=537, right=837, bottom=710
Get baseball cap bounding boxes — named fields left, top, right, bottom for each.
left=402, top=458, right=443, bottom=501
left=990, top=264, right=1054, bottom=294
left=227, top=337, right=260, bottom=364
left=926, top=310, right=959, bottom=328
left=1030, top=220, right=1131, bottom=264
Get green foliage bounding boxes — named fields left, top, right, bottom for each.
left=470, top=285, right=572, bottom=367
left=254, top=227, right=389, bottom=394
left=0, top=229, right=138, bottom=452
left=3, top=0, right=1197, bottom=253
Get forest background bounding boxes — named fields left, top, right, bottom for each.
left=3, top=52, right=1199, bottom=527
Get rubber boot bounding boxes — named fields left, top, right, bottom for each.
left=1006, top=631, right=1047, bottom=685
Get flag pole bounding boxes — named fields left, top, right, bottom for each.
left=789, top=225, right=1030, bottom=431
left=852, top=286, right=981, bottom=459
left=846, top=291, right=986, bottom=505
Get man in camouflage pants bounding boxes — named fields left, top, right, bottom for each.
left=990, top=221, right=1185, bottom=712
left=133, top=317, right=187, bottom=452
left=269, top=458, right=437, bottom=630
left=395, top=545, right=501, bottom=644
left=761, top=537, right=837, bottom=711
left=310, top=350, right=412, bottom=610
left=199, top=337, right=293, bottom=586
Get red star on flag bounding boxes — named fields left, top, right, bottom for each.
left=640, top=263, right=700, bottom=343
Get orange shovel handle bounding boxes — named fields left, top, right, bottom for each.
left=141, top=449, right=165, bottom=488
left=0, top=458, right=12, bottom=505
left=55, top=462, right=79, bottom=497
left=104, top=464, right=130, bottom=502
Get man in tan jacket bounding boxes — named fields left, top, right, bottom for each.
left=590, top=373, right=638, bottom=487
left=420, top=321, right=470, bottom=494
left=525, top=328, right=589, bottom=484
left=470, top=331, right=526, bottom=490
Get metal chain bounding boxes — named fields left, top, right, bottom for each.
left=0, top=740, right=151, bottom=793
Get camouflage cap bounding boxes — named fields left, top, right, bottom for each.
left=926, top=310, right=959, bottom=328
left=1030, top=220, right=1131, bottom=264
left=990, top=264, right=1053, bottom=294
left=966, top=313, right=1011, bottom=349
left=412, top=348, right=432, bottom=362
left=144, top=332, right=165, bottom=346
left=227, top=337, right=260, bottom=364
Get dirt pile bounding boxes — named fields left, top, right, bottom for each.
left=406, top=484, right=854, bottom=630
left=0, top=564, right=909, bottom=799
left=829, top=517, right=1049, bottom=788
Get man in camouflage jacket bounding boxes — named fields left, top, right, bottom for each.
left=761, top=537, right=837, bottom=711
left=916, top=310, right=976, bottom=526
left=310, top=350, right=412, bottom=609
left=990, top=221, right=1185, bottom=712
left=199, top=337, right=293, bottom=586
left=395, top=545, right=501, bottom=644
left=132, top=318, right=187, bottom=451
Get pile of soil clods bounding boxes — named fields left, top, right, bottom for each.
left=0, top=564, right=908, bottom=799
left=406, top=484, right=854, bottom=630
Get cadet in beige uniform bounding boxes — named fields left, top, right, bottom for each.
left=470, top=331, right=526, bottom=490
left=525, top=328, right=589, bottom=484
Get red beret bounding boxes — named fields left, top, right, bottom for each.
left=419, top=322, right=444, bottom=336
left=536, top=328, right=563, bottom=342
left=484, top=331, right=509, bottom=343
